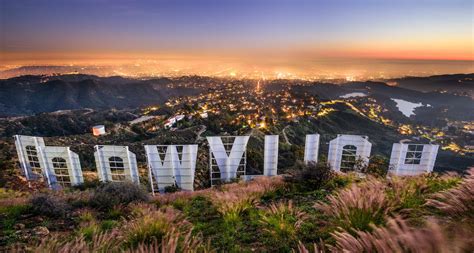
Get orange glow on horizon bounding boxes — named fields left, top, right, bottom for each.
left=1, top=45, right=472, bottom=80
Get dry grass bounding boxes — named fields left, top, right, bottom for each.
left=209, top=176, right=285, bottom=222
left=295, top=241, right=326, bottom=253
left=152, top=190, right=209, bottom=206
left=387, top=172, right=460, bottom=213
left=260, top=200, right=308, bottom=242
left=123, top=205, right=192, bottom=248
left=34, top=204, right=209, bottom=252
left=126, top=228, right=212, bottom=253
left=8, top=171, right=472, bottom=252
left=35, top=231, right=121, bottom=253
left=426, top=168, right=474, bottom=220
left=329, top=216, right=470, bottom=253
left=314, top=177, right=393, bottom=232
left=0, top=196, right=28, bottom=207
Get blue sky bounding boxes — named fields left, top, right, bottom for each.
left=1, top=0, right=472, bottom=61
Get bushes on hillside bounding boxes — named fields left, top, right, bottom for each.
left=10, top=169, right=473, bottom=252
left=90, top=182, right=149, bottom=210
left=30, top=193, right=71, bottom=218
left=286, top=161, right=335, bottom=190
left=362, top=155, right=389, bottom=177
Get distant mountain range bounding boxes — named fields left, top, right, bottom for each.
left=0, top=74, right=202, bottom=116
left=388, top=74, right=474, bottom=97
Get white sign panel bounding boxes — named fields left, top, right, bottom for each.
left=388, top=143, right=439, bottom=176
left=94, top=145, right=140, bottom=184
left=263, top=135, right=279, bottom=176
left=145, top=144, right=198, bottom=192
left=207, top=136, right=249, bottom=183
left=304, top=134, right=320, bottom=164
left=14, top=135, right=46, bottom=180
left=328, top=134, right=372, bottom=172
left=39, top=146, right=83, bottom=189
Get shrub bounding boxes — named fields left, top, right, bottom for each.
left=164, top=184, right=180, bottom=193
left=314, top=178, right=392, bottom=233
left=324, top=173, right=357, bottom=191
left=90, top=182, right=149, bottom=210
left=286, top=161, right=335, bottom=190
left=73, top=179, right=101, bottom=191
left=30, top=193, right=71, bottom=218
left=362, top=155, right=389, bottom=177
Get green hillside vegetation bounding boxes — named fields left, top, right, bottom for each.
left=1, top=163, right=472, bottom=252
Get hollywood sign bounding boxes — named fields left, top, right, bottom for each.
left=14, top=134, right=439, bottom=191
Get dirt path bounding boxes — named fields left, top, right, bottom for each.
left=195, top=125, right=207, bottom=142
left=282, top=125, right=291, bottom=145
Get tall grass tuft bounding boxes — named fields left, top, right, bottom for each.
left=210, top=176, right=284, bottom=223
left=126, top=228, right=213, bottom=253
left=123, top=205, right=191, bottom=249
left=329, top=216, right=470, bottom=253
left=386, top=175, right=430, bottom=215
left=387, top=173, right=460, bottom=213
left=36, top=231, right=121, bottom=252
left=426, top=168, right=474, bottom=220
left=295, top=241, right=326, bottom=253
left=35, top=205, right=212, bottom=252
left=260, top=200, right=307, bottom=240
left=314, top=178, right=392, bottom=232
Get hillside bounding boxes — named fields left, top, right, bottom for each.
left=0, top=75, right=202, bottom=116
left=1, top=74, right=473, bottom=122
left=0, top=73, right=472, bottom=182
left=1, top=166, right=473, bottom=252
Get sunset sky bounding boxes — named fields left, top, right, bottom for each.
left=1, top=0, right=473, bottom=77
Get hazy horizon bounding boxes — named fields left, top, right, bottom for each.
left=1, top=58, right=473, bottom=80
left=1, top=0, right=473, bottom=79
